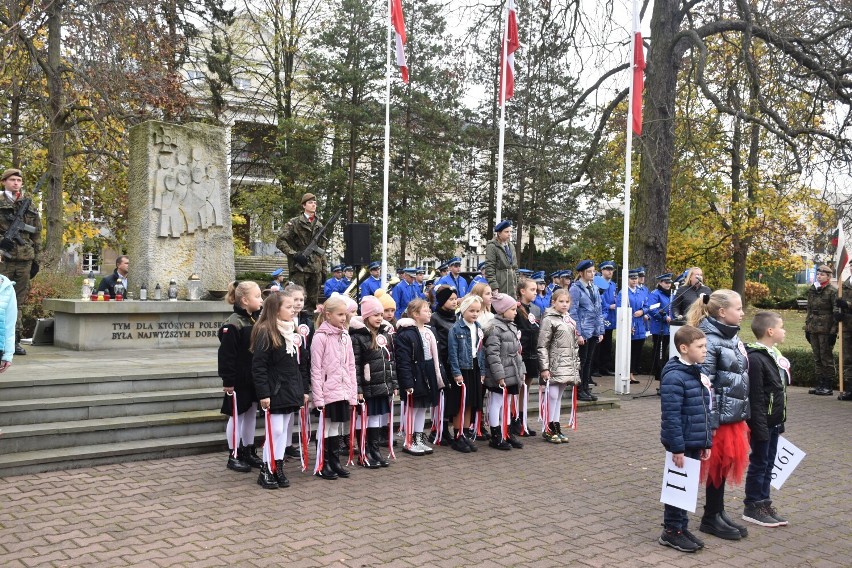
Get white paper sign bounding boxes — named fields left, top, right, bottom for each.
left=660, top=452, right=701, bottom=513
left=770, top=436, right=806, bottom=490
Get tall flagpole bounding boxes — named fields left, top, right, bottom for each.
left=615, top=0, right=640, bottom=395
left=381, top=0, right=392, bottom=287
left=495, top=1, right=510, bottom=224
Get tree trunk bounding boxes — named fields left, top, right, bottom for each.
left=633, top=0, right=684, bottom=281
left=44, top=1, right=65, bottom=270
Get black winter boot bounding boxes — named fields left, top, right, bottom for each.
left=367, top=428, right=389, bottom=467
left=273, top=460, right=290, bottom=488
left=506, top=430, right=524, bottom=449
left=488, top=426, right=511, bottom=451
left=226, top=450, right=251, bottom=473
left=314, top=440, right=338, bottom=480
left=238, top=444, right=264, bottom=469
left=509, top=418, right=522, bottom=436
left=14, top=332, right=25, bottom=356
left=257, top=463, right=279, bottom=489
left=328, top=436, right=351, bottom=478
left=463, top=428, right=478, bottom=452
left=362, top=429, right=382, bottom=469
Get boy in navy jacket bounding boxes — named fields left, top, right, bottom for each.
left=659, top=325, right=713, bottom=553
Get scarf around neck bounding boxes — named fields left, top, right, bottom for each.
left=277, top=319, right=297, bottom=355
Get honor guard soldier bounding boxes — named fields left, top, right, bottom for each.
left=360, top=261, right=383, bottom=298
left=437, top=260, right=450, bottom=280
left=436, top=257, right=468, bottom=297
left=596, top=261, right=618, bottom=376
left=391, top=267, right=424, bottom=319
left=546, top=271, right=561, bottom=295
left=806, top=265, right=838, bottom=396
left=324, top=264, right=348, bottom=298
left=415, top=266, right=426, bottom=293
left=276, top=193, right=325, bottom=311
left=342, top=266, right=354, bottom=287
left=267, top=268, right=286, bottom=291
left=0, top=168, right=41, bottom=355
left=648, top=273, right=674, bottom=381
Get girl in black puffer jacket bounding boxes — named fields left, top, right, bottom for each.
left=351, top=296, right=398, bottom=468
left=686, top=289, right=751, bottom=541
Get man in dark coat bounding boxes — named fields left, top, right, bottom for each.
left=0, top=168, right=41, bottom=355
left=97, top=255, right=129, bottom=298
left=805, top=265, right=837, bottom=396
left=276, top=193, right=325, bottom=311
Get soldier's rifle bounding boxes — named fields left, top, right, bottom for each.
left=296, top=208, right=343, bottom=267
left=0, top=198, right=37, bottom=259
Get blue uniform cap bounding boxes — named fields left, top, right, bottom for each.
left=270, top=268, right=285, bottom=277
left=637, top=266, right=646, bottom=275
left=518, top=269, right=533, bottom=276
left=549, top=271, right=561, bottom=279
left=416, top=266, right=426, bottom=274
left=628, top=268, right=640, bottom=277
left=494, top=219, right=513, bottom=232
left=403, top=267, right=417, bottom=275
left=332, top=264, right=344, bottom=272
left=396, top=266, right=405, bottom=274
left=447, top=257, right=462, bottom=266
left=344, top=265, right=353, bottom=271
left=368, top=261, right=381, bottom=270
left=438, top=262, right=450, bottom=271
left=575, top=259, right=594, bottom=272
left=565, top=270, right=574, bottom=279
left=477, top=261, right=486, bottom=271
left=656, top=272, right=673, bottom=281
left=599, top=261, right=615, bottom=270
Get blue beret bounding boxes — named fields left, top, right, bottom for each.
left=447, top=257, right=462, bottom=266
left=477, top=261, right=486, bottom=271
left=494, top=219, right=513, bottom=232
left=368, top=261, right=381, bottom=270
left=518, top=269, right=533, bottom=276
left=656, top=273, right=673, bottom=281
left=270, top=268, right=285, bottom=277
left=332, top=264, right=344, bottom=272
left=575, top=260, right=594, bottom=272
left=599, top=261, right=615, bottom=270
left=403, top=267, right=417, bottom=275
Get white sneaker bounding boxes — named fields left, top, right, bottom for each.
left=416, top=432, right=434, bottom=454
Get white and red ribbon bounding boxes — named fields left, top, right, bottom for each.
left=347, top=405, right=358, bottom=466
left=299, top=406, right=310, bottom=472
left=540, top=380, right=551, bottom=433
left=227, top=391, right=238, bottom=458
left=387, top=395, right=396, bottom=460
left=358, top=403, right=368, bottom=465
left=458, top=382, right=466, bottom=439
left=312, top=408, right=326, bottom=475
left=567, top=385, right=578, bottom=430
left=264, top=408, right=276, bottom=473
left=521, top=382, right=529, bottom=435
left=293, top=334, right=302, bottom=365
left=398, top=395, right=406, bottom=435
left=432, top=390, right=445, bottom=444
left=473, top=409, right=483, bottom=437
left=405, top=392, right=414, bottom=448
left=501, top=387, right=510, bottom=441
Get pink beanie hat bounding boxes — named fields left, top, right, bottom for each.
left=491, top=292, right=517, bottom=316
left=360, top=295, right=383, bottom=318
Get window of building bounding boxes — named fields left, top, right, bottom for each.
left=234, top=77, right=252, bottom=91
left=82, top=252, right=100, bottom=274
left=187, top=70, right=204, bottom=82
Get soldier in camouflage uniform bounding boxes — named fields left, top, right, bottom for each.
left=833, top=261, right=852, bottom=400
left=805, top=265, right=837, bottom=396
left=0, top=169, right=41, bottom=355
left=276, top=193, right=325, bottom=311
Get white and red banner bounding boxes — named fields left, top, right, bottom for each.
left=631, top=30, right=645, bottom=135
left=391, top=0, right=409, bottom=83
left=833, top=221, right=851, bottom=284
left=498, top=0, right=520, bottom=105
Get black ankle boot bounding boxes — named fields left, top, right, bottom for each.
left=227, top=451, right=251, bottom=473
left=328, top=436, right=351, bottom=478
left=367, top=428, right=389, bottom=467
left=488, top=426, right=511, bottom=450
left=257, top=463, right=279, bottom=489
left=506, top=430, right=524, bottom=449
left=509, top=418, right=521, bottom=436
left=463, top=429, right=478, bottom=452
left=699, top=513, right=741, bottom=540
left=315, top=440, right=338, bottom=480
left=361, top=429, right=382, bottom=469
left=238, top=444, right=263, bottom=469
left=274, top=460, right=290, bottom=487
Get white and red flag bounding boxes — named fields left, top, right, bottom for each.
left=391, top=0, right=408, bottom=83
left=499, top=0, right=520, bottom=105
left=833, top=221, right=851, bottom=284
left=631, top=28, right=645, bottom=134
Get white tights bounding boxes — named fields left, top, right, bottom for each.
left=367, top=415, right=384, bottom=428
left=262, top=412, right=292, bottom=462
left=487, top=392, right=504, bottom=427
left=225, top=402, right=258, bottom=449
left=548, top=384, right=567, bottom=423
left=324, top=420, right=346, bottom=438
left=411, top=406, right=427, bottom=433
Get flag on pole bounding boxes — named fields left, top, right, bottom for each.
left=833, top=221, right=851, bottom=284
left=499, top=0, right=520, bottom=105
left=631, top=30, right=645, bottom=135
left=391, top=0, right=409, bottom=83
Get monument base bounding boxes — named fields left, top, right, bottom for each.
left=44, top=299, right=231, bottom=351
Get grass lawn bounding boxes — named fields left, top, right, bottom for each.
left=741, top=307, right=809, bottom=351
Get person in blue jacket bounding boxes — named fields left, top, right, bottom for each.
left=648, top=273, right=674, bottom=381
left=323, top=264, right=348, bottom=298
left=0, top=270, right=18, bottom=372
left=532, top=271, right=550, bottom=314
left=569, top=260, right=605, bottom=401
left=342, top=266, right=354, bottom=288
left=360, top=261, right=383, bottom=298
left=546, top=271, right=560, bottom=295
left=471, top=261, right=488, bottom=286
left=436, top=257, right=469, bottom=298
left=617, top=268, right=649, bottom=383
left=595, top=261, right=618, bottom=377
left=391, top=267, right=424, bottom=319
left=658, top=325, right=712, bottom=553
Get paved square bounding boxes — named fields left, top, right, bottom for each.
left=1, top=379, right=849, bottom=567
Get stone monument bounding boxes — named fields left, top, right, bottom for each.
left=128, top=121, right=234, bottom=298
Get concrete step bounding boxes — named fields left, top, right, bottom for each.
left=0, top=388, right=223, bottom=426
left=0, top=370, right=220, bottom=401
left=0, top=411, right=231, bottom=453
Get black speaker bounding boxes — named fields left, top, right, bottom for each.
left=344, top=223, right=371, bottom=265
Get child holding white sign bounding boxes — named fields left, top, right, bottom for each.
left=743, top=311, right=789, bottom=527
left=659, top=325, right=713, bottom=553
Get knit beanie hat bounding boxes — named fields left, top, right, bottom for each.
left=360, top=295, right=383, bottom=318
left=458, top=294, right=482, bottom=316
left=374, top=288, right=396, bottom=310
left=435, top=286, right=456, bottom=309
left=491, top=292, right=517, bottom=316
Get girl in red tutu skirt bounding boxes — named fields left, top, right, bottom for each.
left=687, top=289, right=751, bottom=541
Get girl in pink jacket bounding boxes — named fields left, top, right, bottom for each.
left=311, top=294, right=358, bottom=480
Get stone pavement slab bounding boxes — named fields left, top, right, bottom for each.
left=0, top=379, right=849, bottom=567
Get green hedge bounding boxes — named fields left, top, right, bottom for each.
left=235, top=272, right=271, bottom=283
